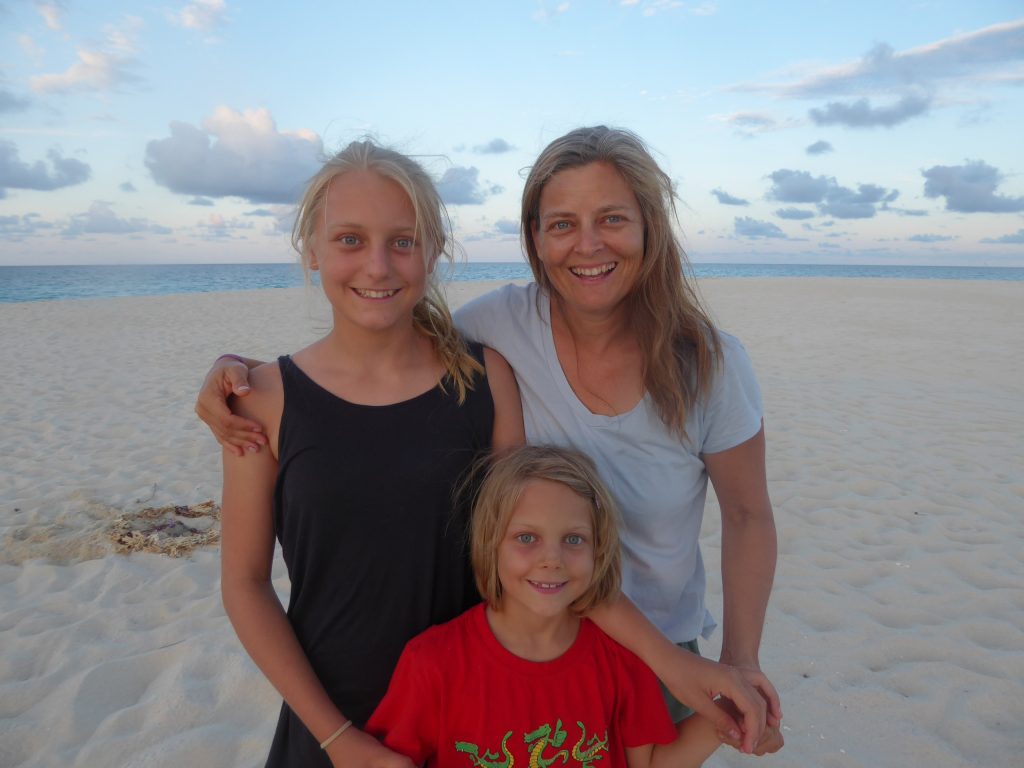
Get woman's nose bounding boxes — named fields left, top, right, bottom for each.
left=574, top=222, right=604, bottom=256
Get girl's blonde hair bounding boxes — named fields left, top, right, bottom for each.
left=291, top=139, right=482, bottom=401
left=521, top=126, right=722, bottom=438
left=470, top=445, right=621, bottom=616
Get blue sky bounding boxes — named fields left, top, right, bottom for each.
left=1, top=1, right=1022, bottom=266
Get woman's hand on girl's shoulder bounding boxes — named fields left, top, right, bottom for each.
left=195, top=355, right=268, bottom=456
left=326, top=726, right=417, bottom=768
left=226, top=362, right=283, bottom=457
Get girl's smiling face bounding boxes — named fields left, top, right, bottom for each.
left=311, top=169, right=432, bottom=335
left=495, top=479, right=596, bottom=628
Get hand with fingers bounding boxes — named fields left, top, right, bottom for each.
left=662, top=652, right=782, bottom=755
left=194, top=354, right=268, bottom=456
left=714, top=695, right=784, bottom=755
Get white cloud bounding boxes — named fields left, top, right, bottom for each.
left=922, top=160, right=1024, bottom=213
left=736, top=19, right=1024, bottom=131
left=805, top=140, right=833, bottom=156
left=0, top=212, right=55, bottom=240
left=436, top=166, right=502, bottom=205
left=776, top=20, right=1024, bottom=99
left=145, top=107, right=323, bottom=204
left=177, top=0, right=228, bottom=31
left=908, top=233, right=955, bottom=243
left=473, top=138, right=515, bottom=154
left=735, top=217, right=787, bottom=239
left=623, top=0, right=714, bottom=17
left=809, top=94, right=932, bottom=128
left=62, top=201, right=171, bottom=236
left=711, top=188, right=749, bottom=206
left=196, top=212, right=254, bottom=239
left=767, top=169, right=898, bottom=219
left=775, top=208, right=815, bottom=220
left=717, top=111, right=796, bottom=137
left=34, top=0, right=65, bottom=31
left=495, top=219, right=519, bottom=235
left=30, top=19, right=143, bottom=94
left=980, top=229, right=1024, bottom=244
left=0, top=140, right=90, bottom=195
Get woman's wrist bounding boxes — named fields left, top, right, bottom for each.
left=216, top=353, right=247, bottom=366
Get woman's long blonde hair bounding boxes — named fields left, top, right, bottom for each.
left=291, top=140, right=482, bottom=401
left=521, top=126, right=721, bottom=437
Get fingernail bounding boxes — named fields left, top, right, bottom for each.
left=246, top=445, right=258, bottom=453
left=237, top=385, right=250, bottom=392
left=729, top=730, right=740, bottom=741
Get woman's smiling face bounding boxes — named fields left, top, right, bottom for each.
left=532, top=161, right=645, bottom=320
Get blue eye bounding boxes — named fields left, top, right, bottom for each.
left=515, top=533, right=536, bottom=544
left=565, top=534, right=585, bottom=546
left=394, top=237, right=415, bottom=249
left=605, top=215, right=622, bottom=224
left=337, top=235, right=359, bottom=246
left=552, top=221, right=571, bottom=231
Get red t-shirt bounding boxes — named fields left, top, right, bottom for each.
left=366, top=604, right=676, bottom=768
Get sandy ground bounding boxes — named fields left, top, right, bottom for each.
left=1, top=278, right=1022, bottom=767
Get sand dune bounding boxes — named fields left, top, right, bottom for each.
left=1, top=278, right=1021, bottom=767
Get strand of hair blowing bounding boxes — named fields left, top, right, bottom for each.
left=627, top=177, right=721, bottom=440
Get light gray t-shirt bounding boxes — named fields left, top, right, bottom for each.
left=455, top=282, right=763, bottom=642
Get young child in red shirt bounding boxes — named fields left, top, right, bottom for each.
left=367, top=445, right=728, bottom=768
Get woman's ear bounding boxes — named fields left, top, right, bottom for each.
left=308, top=249, right=320, bottom=272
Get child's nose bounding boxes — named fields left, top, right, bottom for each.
left=538, top=541, right=563, bottom=567
left=364, top=242, right=391, bottom=278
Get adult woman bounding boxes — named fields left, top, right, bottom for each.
left=456, top=127, right=778, bottom=729
left=200, top=127, right=781, bottom=753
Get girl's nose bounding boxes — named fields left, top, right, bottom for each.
left=364, top=242, right=391, bottom=278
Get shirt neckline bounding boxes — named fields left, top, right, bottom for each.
left=471, top=603, right=596, bottom=677
left=282, top=354, right=444, bottom=410
left=537, top=287, right=648, bottom=428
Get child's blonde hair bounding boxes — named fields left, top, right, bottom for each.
left=291, top=139, right=482, bottom=401
left=470, top=445, right=622, bottom=616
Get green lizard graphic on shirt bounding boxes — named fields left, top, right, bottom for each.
left=455, top=720, right=608, bottom=768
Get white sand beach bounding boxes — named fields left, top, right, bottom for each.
left=1, top=278, right=1022, bottom=767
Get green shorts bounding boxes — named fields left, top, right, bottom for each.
left=658, top=639, right=701, bottom=723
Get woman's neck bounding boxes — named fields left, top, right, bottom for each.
left=549, top=292, right=634, bottom=356
left=485, top=604, right=581, bottom=662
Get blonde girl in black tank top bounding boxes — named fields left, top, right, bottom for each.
left=219, top=141, right=524, bottom=768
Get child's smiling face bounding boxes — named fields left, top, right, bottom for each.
left=495, top=479, right=596, bottom=626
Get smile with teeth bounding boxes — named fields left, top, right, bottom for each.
left=569, top=262, right=616, bottom=278
left=353, top=288, right=399, bottom=298
left=528, top=579, right=568, bottom=591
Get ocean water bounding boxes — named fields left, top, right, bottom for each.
left=1, top=262, right=1022, bottom=303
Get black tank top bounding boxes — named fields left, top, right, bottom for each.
left=265, top=345, right=493, bottom=766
